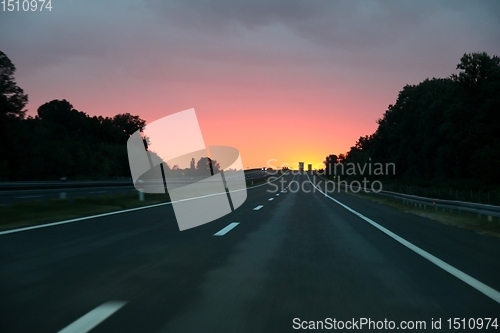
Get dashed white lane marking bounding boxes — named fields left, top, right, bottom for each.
left=268, top=198, right=274, bottom=201
left=253, top=205, right=264, bottom=211
left=58, top=301, right=126, bottom=333
left=306, top=173, right=500, bottom=305
left=214, top=222, right=239, bottom=236
left=276, top=194, right=280, bottom=196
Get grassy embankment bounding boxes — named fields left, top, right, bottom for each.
left=0, top=193, right=171, bottom=231
left=352, top=191, right=500, bottom=238
left=315, top=173, right=500, bottom=238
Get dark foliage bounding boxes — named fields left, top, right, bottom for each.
left=324, top=52, right=500, bottom=187
left=0, top=51, right=149, bottom=180
left=0, top=50, right=28, bottom=119
left=1, top=98, right=146, bottom=180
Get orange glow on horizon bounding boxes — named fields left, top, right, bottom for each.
left=22, top=58, right=384, bottom=170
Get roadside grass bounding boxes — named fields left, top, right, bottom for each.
left=350, top=191, right=500, bottom=239
left=311, top=173, right=500, bottom=238
left=0, top=193, right=171, bottom=231
left=0, top=177, right=275, bottom=232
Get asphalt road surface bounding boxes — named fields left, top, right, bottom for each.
left=1, top=172, right=499, bottom=332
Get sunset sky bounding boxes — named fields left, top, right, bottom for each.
left=1, top=1, right=499, bottom=169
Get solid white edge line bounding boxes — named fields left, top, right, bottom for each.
left=0, top=172, right=291, bottom=236
left=305, top=173, right=500, bottom=305
left=0, top=201, right=170, bottom=236
left=253, top=205, right=264, bottom=211
left=58, top=301, right=126, bottom=333
left=213, top=222, right=239, bottom=236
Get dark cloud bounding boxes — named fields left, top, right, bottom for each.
left=138, top=0, right=500, bottom=73
left=142, top=1, right=499, bottom=48
left=3, top=0, right=499, bottom=72
left=1, top=0, right=499, bottom=117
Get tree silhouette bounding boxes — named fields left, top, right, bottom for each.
left=113, top=113, right=146, bottom=136
left=0, top=50, right=28, bottom=119
left=196, top=157, right=221, bottom=175
left=323, top=154, right=338, bottom=177
left=327, top=52, right=500, bottom=186
left=0, top=51, right=152, bottom=180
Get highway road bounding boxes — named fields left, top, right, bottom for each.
left=1, top=172, right=499, bottom=332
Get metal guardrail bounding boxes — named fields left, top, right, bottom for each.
left=0, top=170, right=271, bottom=191
left=0, top=181, right=133, bottom=191
left=0, top=171, right=275, bottom=204
left=375, top=189, right=500, bottom=219
left=313, top=173, right=500, bottom=220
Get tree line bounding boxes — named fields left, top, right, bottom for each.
left=324, top=52, right=500, bottom=190
left=0, top=50, right=227, bottom=181
left=1, top=98, right=146, bottom=180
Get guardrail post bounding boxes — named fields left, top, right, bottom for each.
left=138, top=191, right=144, bottom=201
left=487, top=216, right=492, bottom=222
left=59, top=192, right=66, bottom=200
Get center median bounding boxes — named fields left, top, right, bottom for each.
left=0, top=172, right=287, bottom=234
